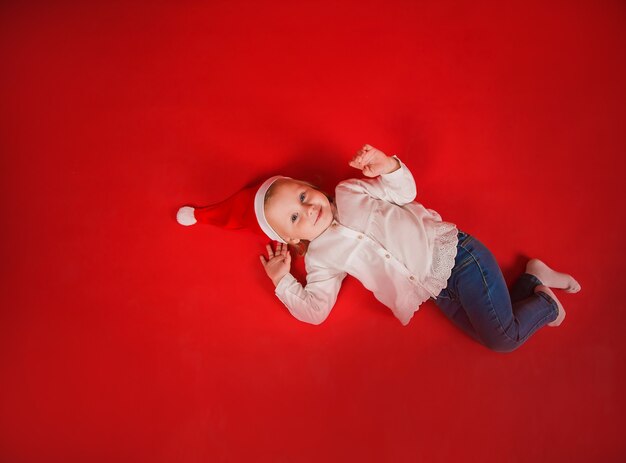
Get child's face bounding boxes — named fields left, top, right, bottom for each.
left=264, top=179, right=334, bottom=244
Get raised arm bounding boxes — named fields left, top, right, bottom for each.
left=349, top=144, right=401, bottom=177
left=345, top=144, right=417, bottom=205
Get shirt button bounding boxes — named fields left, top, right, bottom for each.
left=409, top=276, right=415, bottom=281
left=385, top=254, right=390, bottom=259
left=358, top=235, right=363, bottom=239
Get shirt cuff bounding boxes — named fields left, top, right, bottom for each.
left=275, top=272, right=296, bottom=295
left=381, top=155, right=405, bottom=179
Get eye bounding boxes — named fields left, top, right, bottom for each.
left=291, top=213, right=298, bottom=223
left=300, top=192, right=306, bottom=202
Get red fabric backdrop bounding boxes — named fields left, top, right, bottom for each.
left=1, top=1, right=625, bottom=461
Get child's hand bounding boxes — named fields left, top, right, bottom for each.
left=260, top=242, right=292, bottom=287
left=349, top=144, right=400, bottom=177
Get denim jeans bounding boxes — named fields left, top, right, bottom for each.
left=431, top=230, right=559, bottom=352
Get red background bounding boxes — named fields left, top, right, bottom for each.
left=1, top=1, right=625, bottom=461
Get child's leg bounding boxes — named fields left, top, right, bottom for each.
left=433, top=276, right=544, bottom=345
left=431, top=233, right=485, bottom=344
left=432, top=292, right=483, bottom=344
left=436, top=234, right=559, bottom=352
left=508, top=272, right=567, bottom=327
left=510, top=259, right=581, bottom=303
left=509, top=273, right=543, bottom=303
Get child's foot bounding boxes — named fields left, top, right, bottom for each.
left=535, top=285, right=566, bottom=327
left=526, top=258, right=581, bottom=293
left=177, top=206, right=197, bottom=226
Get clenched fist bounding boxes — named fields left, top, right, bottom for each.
left=348, top=144, right=400, bottom=177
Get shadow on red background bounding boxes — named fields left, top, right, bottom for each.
left=1, top=1, right=625, bottom=462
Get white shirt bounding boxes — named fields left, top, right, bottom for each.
left=274, top=156, right=459, bottom=326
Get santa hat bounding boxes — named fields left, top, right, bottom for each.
left=176, top=176, right=291, bottom=243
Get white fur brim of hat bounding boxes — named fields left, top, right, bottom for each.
left=254, top=175, right=291, bottom=243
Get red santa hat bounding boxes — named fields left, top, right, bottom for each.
left=177, top=176, right=291, bottom=243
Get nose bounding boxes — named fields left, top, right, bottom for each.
left=308, top=204, right=318, bottom=219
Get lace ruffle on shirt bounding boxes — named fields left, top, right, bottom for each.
left=422, top=220, right=459, bottom=298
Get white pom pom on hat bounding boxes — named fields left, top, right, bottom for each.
left=176, top=206, right=197, bottom=226
left=176, top=176, right=291, bottom=243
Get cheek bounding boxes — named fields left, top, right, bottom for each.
left=316, top=192, right=327, bottom=204
left=268, top=215, right=287, bottom=237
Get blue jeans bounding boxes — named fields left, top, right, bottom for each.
left=432, top=230, right=559, bottom=352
